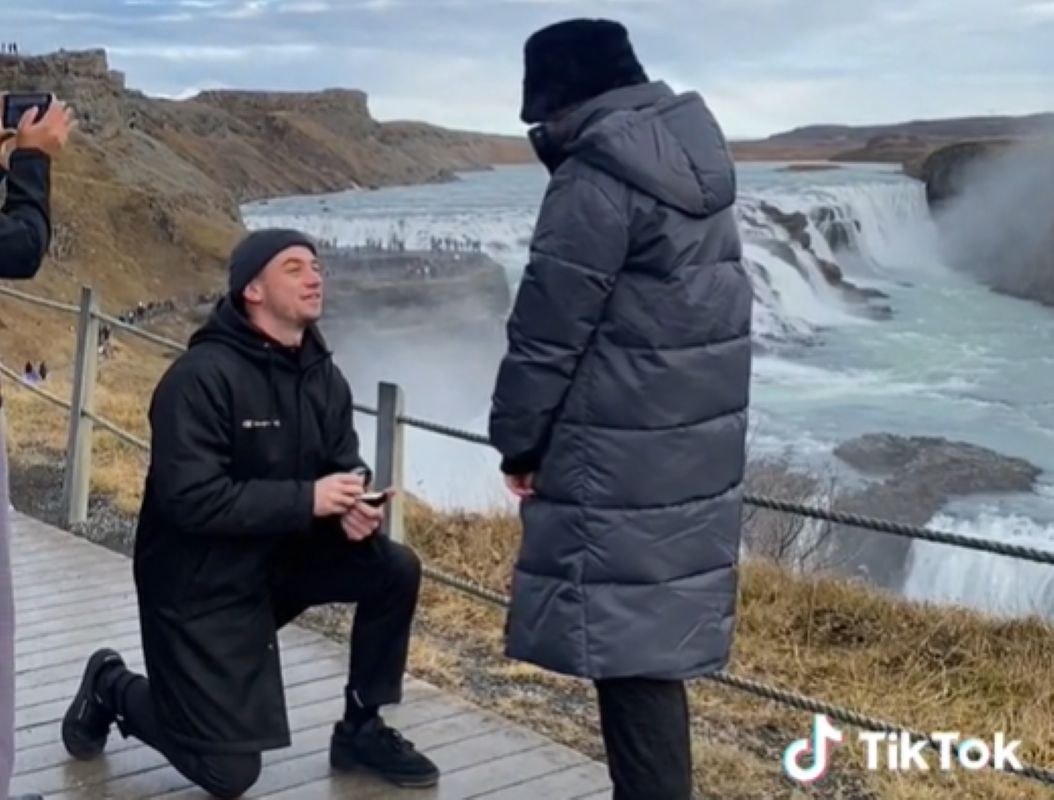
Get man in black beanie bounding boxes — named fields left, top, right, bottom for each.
left=490, top=18, right=751, bottom=800
left=60, top=229, right=440, bottom=797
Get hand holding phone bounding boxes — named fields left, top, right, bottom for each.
left=2, top=92, right=52, bottom=131
left=0, top=93, right=75, bottom=159
left=358, top=490, right=390, bottom=507
left=341, top=488, right=395, bottom=541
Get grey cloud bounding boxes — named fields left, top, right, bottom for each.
left=0, top=0, right=1049, bottom=136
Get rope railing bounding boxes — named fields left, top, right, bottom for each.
left=419, top=562, right=1054, bottom=788
left=5, top=287, right=1053, bottom=566
left=0, top=362, right=72, bottom=413
left=0, top=285, right=80, bottom=315
left=396, top=413, right=1054, bottom=567
left=80, top=409, right=150, bottom=452
left=4, top=286, right=1053, bottom=790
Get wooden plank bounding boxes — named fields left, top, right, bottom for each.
left=37, top=688, right=468, bottom=799
left=479, top=762, right=612, bottom=799
left=7, top=513, right=608, bottom=800
left=12, top=670, right=435, bottom=780
left=257, top=721, right=577, bottom=800
left=16, top=601, right=141, bottom=640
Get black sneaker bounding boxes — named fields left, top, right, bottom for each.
left=330, top=716, right=440, bottom=788
left=61, top=648, right=125, bottom=760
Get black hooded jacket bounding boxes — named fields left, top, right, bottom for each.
left=0, top=149, right=51, bottom=279
left=133, top=296, right=369, bottom=752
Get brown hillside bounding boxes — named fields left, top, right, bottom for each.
left=0, top=48, right=531, bottom=366
left=731, top=111, right=1052, bottom=164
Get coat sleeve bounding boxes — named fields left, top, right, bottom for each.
left=488, top=169, right=629, bottom=475
left=148, top=360, right=316, bottom=537
left=0, top=149, right=51, bottom=279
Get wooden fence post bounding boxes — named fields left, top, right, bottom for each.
left=62, top=286, right=100, bottom=527
left=374, top=381, right=405, bottom=543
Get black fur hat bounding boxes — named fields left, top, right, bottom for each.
left=520, top=18, right=648, bottom=124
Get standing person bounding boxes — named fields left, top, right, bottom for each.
left=60, top=230, right=439, bottom=798
left=488, top=19, right=752, bottom=800
left=0, top=94, right=75, bottom=800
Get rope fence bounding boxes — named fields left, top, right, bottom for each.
left=392, top=411, right=1054, bottom=567
left=419, top=562, right=1054, bottom=788
left=4, top=283, right=1054, bottom=788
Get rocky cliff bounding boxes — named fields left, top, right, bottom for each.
left=909, top=137, right=1054, bottom=308
left=0, top=48, right=531, bottom=357
left=905, top=138, right=1018, bottom=209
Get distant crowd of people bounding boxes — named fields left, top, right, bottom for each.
left=315, top=234, right=484, bottom=254
left=114, top=298, right=176, bottom=326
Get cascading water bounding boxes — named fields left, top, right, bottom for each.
left=243, top=161, right=1054, bottom=620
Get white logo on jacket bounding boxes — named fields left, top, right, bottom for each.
left=241, top=419, right=282, bottom=429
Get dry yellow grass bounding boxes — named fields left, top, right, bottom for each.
left=404, top=501, right=1054, bottom=800
left=1, top=314, right=179, bottom=513
left=2, top=311, right=1051, bottom=799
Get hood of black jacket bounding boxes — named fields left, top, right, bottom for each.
left=533, top=81, right=736, bottom=218
left=188, top=295, right=332, bottom=372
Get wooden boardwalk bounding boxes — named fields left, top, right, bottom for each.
left=7, top=513, right=611, bottom=799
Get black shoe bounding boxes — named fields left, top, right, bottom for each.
left=61, top=648, right=125, bottom=760
left=330, top=716, right=440, bottom=788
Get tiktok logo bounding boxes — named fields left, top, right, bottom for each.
left=782, top=715, right=844, bottom=783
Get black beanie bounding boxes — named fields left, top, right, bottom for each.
left=520, top=18, right=648, bottom=124
left=227, top=228, right=318, bottom=297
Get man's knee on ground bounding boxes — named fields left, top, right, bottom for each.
left=196, top=752, right=262, bottom=800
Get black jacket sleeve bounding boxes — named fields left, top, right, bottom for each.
left=488, top=168, right=629, bottom=475
left=148, top=360, right=316, bottom=537
left=0, top=149, right=51, bottom=279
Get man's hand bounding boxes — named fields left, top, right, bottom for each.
left=504, top=473, right=535, bottom=498
left=12, top=99, right=76, bottom=159
left=313, top=472, right=365, bottom=517
left=0, top=130, right=14, bottom=171
left=340, top=490, right=394, bottom=541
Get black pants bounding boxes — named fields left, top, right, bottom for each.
left=594, top=678, right=693, bottom=800
left=112, top=535, right=422, bottom=799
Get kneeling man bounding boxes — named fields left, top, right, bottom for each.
left=61, top=229, right=439, bottom=799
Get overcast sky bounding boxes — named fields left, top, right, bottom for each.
left=4, top=0, right=1052, bottom=138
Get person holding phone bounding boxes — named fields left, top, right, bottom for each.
left=60, top=229, right=439, bottom=798
left=1, top=92, right=75, bottom=800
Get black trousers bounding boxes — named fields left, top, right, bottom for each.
left=594, top=677, right=693, bottom=800
left=112, top=534, right=422, bottom=799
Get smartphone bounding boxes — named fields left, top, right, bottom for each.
left=2, top=93, right=52, bottom=130
left=359, top=491, right=389, bottom=507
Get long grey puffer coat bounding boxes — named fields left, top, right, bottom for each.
left=488, top=80, right=753, bottom=681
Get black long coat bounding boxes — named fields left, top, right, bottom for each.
left=133, top=297, right=368, bottom=753
left=489, top=81, right=752, bottom=681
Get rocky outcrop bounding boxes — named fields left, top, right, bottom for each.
left=756, top=202, right=890, bottom=317
left=0, top=48, right=532, bottom=357
left=0, top=49, right=126, bottom=135
left=905, top=139, right=1018, bottom=209
left=819, top=434, right=1040, bottom=590
left=908, top=137, right=1054, bottom=308
left=320, top=248, right=511, bottom=329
